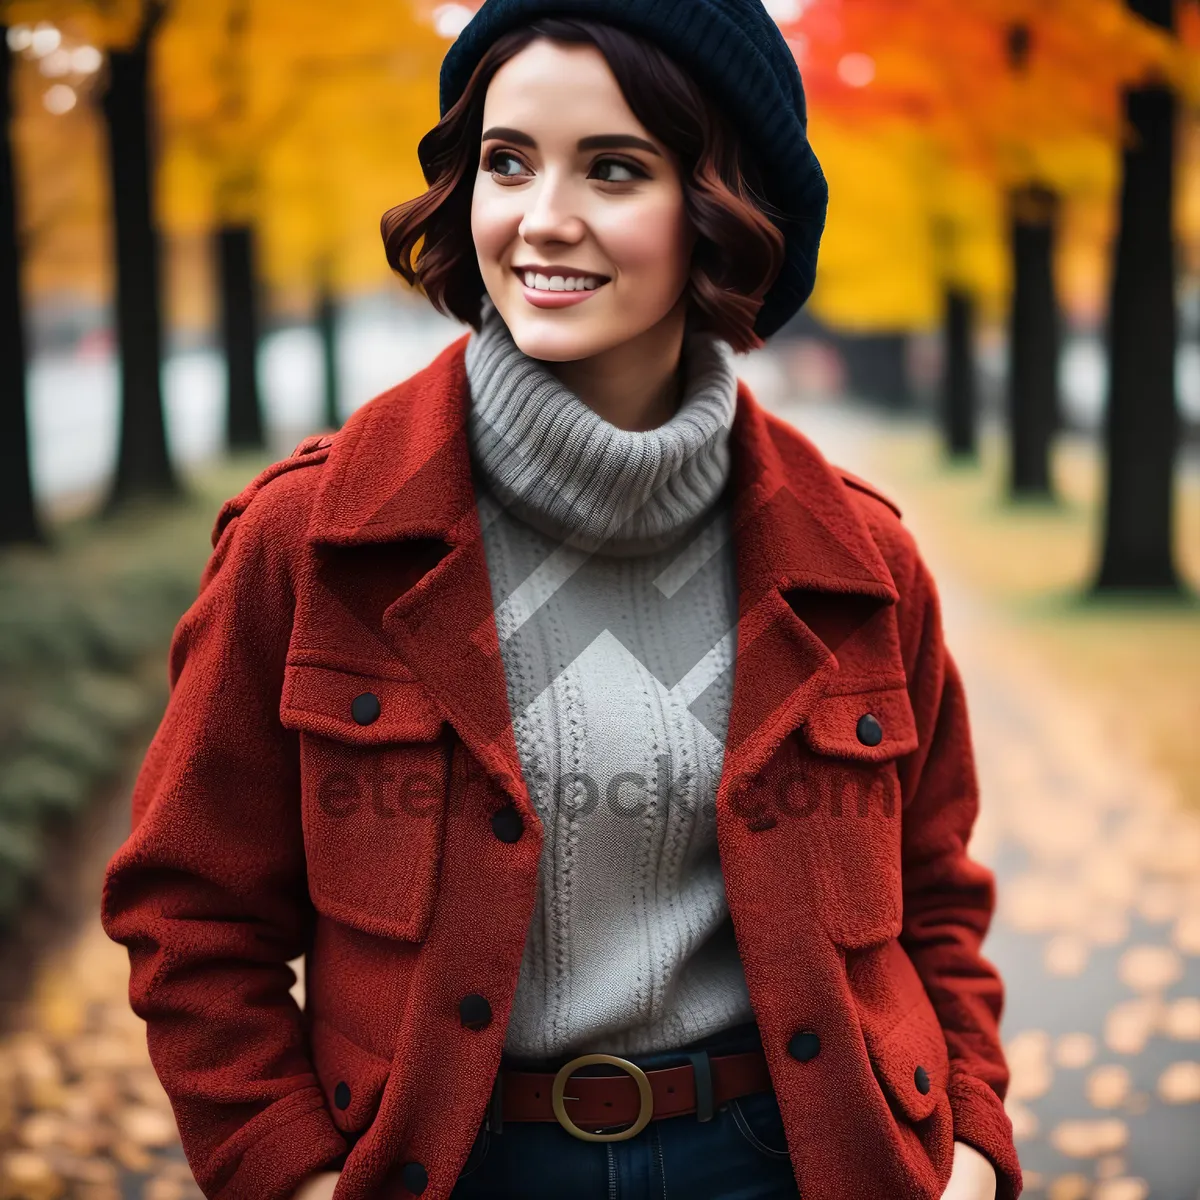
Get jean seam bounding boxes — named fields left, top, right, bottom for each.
left=729, top=1096, right=791, bottom=1160
left=654, top=1124, right=667, bottom=1200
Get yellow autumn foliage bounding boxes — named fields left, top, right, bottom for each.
left=4, top=0, right=449, bottom=318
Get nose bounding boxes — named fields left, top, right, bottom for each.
left=518, top=172, right=585, bottom=247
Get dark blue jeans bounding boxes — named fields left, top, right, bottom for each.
left=450, top=1021, right=801, bottom=1199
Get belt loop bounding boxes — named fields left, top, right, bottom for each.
left=687, top=1050, right=714, bottom=1123
left=489, top=1069, right=504, bottom=1135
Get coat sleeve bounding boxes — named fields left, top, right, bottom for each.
left=100, top=488, right=348, bottom=1200
left=895, top=549, right=1023, bottom=1200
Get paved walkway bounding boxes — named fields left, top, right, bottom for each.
left=1, top=402, right=1198, bottom=1199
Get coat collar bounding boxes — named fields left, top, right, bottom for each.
left=304, top=333, right=901, bottom=821
left=306, top=333, right=897, bottom=599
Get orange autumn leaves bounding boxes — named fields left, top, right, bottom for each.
left=4, top=0, right=447, bottom=320
left=786, top=0, right=1180, bottom=160
left=153, top=0, right=447, bottom=297
left=773, top=0, right=1199, bottom=328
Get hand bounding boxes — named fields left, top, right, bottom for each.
left=291, top=1170, right=341, bottom=1200
left=941, top=1140, right=997, bottom=1200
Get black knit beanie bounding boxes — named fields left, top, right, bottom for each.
left=436, top=0, right=827, bottom=340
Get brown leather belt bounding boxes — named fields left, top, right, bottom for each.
left=492, top=1048, right=773, bottom=1142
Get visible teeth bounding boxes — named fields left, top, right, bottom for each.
left=520, top=272, right=603, bottom=292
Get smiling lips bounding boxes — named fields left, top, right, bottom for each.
left=514, top=266, right=610, bottom=309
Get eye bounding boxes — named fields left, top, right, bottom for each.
left=486, top=149, right=530, bottom=179
left=590, top=156, right=648, bottom=183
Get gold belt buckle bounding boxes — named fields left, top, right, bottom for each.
left=551, top=1053, right=654, bottom=1142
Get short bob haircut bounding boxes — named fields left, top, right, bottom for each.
left=381, top=16, right=787, bottom=354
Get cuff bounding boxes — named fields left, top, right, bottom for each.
left=210, top=1089, right=349, bottom=1200
left=947, top=1068, right=1023, bottom=1200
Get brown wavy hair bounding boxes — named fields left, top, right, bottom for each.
left=381, top=17, right=786, bottom=354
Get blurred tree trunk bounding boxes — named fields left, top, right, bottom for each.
left=1007, top=183, right=1061, bottom=499
left=317, top=280, right=341, bottom=430
left=840, top=332, right=913, bottom=410
left=218, top=223, right=265, bottom=449
left=1094, top=0, right=1180, bottom=592
left=941, top=286, right=977, bottom=460
left=101, top=2, right=179, bottom=510
left=1, top=30, right=42, bottom=545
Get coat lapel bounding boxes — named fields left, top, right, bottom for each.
left=714, top=388, right=902, bottom=817
left=305, top=334, right=533, bottom=820
left=304, top=335, right=903, bottom=828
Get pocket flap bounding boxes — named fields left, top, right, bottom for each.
left=865, top=1004, right=946, bottom=1124
left=281, top=663, right=445, bottom=743
left=801, top=686, right=918, bottom=761
left=311, top=1017, right=392, bottom=1137
left=284, top=662, right=451, bottom=942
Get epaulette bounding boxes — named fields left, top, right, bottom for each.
left=210, top=431, right=337, bottom=547
left=837, top=468, right=903, bottom=520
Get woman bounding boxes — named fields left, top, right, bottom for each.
left=101, top=2, right=1022, bottom=1199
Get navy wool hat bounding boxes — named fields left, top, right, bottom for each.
left=437, top=0, right=828, bottom=339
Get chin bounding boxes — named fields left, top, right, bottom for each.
left=500, top=309, right=625, bottom=364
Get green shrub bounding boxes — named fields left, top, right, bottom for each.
left=0, top=456, right=271, bottom=931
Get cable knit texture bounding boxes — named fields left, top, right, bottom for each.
left=465, top=297, right=739, bottom=556
left=464, top=299, right=756, bottom=1059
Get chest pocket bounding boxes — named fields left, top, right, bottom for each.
left=280, top=662, right=451, bottom=942
left=782, top=683, right=919, bottom=949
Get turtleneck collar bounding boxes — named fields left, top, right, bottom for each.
left=463, top=297, right=739, bottom=556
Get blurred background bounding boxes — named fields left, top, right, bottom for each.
left=1, top=0, right=1199, bottom=1197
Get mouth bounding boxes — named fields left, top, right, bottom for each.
left=511, top=265, right=611, bottom=310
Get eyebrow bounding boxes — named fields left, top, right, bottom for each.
left=480, top=127, right=662, bottom=157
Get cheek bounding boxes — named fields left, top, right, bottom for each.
left=470, top=183, right=518, bottom=269
left=594, top=192, right=691, bottom=289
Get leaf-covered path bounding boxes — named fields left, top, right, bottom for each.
left=796, top=402, right=1200, bottom=1200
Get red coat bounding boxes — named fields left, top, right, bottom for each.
left=101, top=335, right=1022, bottom=1200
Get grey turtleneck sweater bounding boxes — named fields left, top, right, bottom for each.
left=464, top=299, right=756, bottom=1060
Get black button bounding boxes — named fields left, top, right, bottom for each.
left=351, top=692, right=381, bottom=726
left=490, top=804, right=524, bottom=843
left=401, top=1161, right=428, bottom=1194
left=787, top=1030, right=820, bottom=1062
left=334, top=1081, right=351, bottom=1110
left=459, top=994, right=492, bottom=1031
left=914, top=1065, right=930, bottom=1094
left=856, top=713, right=883, bottom=746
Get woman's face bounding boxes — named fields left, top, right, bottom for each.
left=471, top=38, right=694, bottom=363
